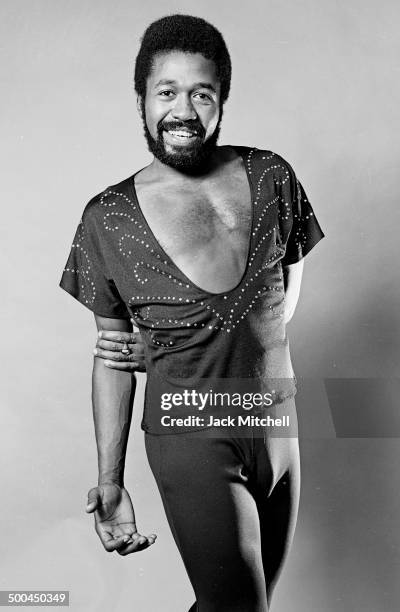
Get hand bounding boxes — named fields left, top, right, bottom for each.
left=86, top=483, right=157, bottom=555
left=94, top=319, right=146, bottom=372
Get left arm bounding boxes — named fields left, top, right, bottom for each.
left=282, top=259, right=304, bottom=324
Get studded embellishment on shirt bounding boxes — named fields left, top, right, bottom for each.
left=61, top=146, right=324, bottom=334
left=98, top=149, right=284, bottom=334
left=59, top=146, right=326, bottom=434
left=62, top=222, right=97, bottom=307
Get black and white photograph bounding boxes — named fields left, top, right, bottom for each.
left=2, top=1, right=399, bottom=611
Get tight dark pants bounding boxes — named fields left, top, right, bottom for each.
left=145, top=399, right=300, bottom=612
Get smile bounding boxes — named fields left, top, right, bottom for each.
left=167, top=130, right=198, bottom=139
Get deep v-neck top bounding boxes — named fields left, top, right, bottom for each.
left=130, top=159, right=254, bottom=296
left=60, top=146, right=325, bottom=434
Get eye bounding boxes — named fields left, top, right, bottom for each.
left=193, top=92, right=213, bottom=103
left=158, top=90, right=175, bottom=98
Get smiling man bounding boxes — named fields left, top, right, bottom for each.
left=142, top=53, right=221, bottom=171
left=60, top=14, right=324, bottom=612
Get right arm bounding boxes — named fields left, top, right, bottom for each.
left=92, top=314, right=135, bottom=485
left=87, top=314, right=156, bottom=554
left=93, top=316, right=146, bottom=372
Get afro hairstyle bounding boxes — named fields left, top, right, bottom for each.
left=134, top=14, right=232, bottom=105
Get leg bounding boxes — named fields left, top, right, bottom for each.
left=253, top=399, right=301, bottom=606
left=145, top=431, right=270, bottom=612
left=258, top=457, right=300, bottom=606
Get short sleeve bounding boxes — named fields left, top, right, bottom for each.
left=280, top=165, right=325, bottom=266
left=59, top=203, right=130, bottom=319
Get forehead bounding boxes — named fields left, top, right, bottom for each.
left=148, top=51, right=219, bottom=88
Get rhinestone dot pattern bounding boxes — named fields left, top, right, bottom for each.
left=60, top=146, right=324, bottom=431
left=60, top=145, right=324, bottom=333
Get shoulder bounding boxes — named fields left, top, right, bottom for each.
left=231, top=145, right=294, bottom=174
left=80, top=174, right=135, bottom=227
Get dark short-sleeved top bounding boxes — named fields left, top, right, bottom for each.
left=60, top=146, right=325, bottom=433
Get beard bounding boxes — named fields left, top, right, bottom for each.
left=141, top=106, right=222, bottom=175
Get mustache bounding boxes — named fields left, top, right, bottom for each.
left=157, top=119, right=206, bottom=138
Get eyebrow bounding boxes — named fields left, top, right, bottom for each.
left=153, top=79, right=217, bottom=93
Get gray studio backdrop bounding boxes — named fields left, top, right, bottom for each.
left=2, top=1, right=400, bottom=611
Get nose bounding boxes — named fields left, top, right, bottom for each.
left=171, top=94, right=197, bottom=121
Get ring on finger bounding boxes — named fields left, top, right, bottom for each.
left=121, top=343, right=131, bottom=355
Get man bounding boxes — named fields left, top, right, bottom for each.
left=60, top=14, right=324, bottom=612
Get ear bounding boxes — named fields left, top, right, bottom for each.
left=136, top=95, right=144, bottom=117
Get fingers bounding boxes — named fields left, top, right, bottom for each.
left=116, top=533, right=158, bottom=556
left=94, top=330, right=146, bottom=372
left=97, top=330, right=142, bottom=344
left=104, top=361, right=141, bottom=372
left=96, top=339, right=144, bottom=353
left=99, top=531, right=157, bottom=554
left=96, top=340, right=130, bottom=352
left=93, top=343, right=145, bottom=371
left=94, top=349, right=140, bottom=362
left=86, top=487, right=102, bottom=513
left=101, top=533, right=135, bottom=553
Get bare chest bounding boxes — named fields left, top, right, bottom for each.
left=134, top=159, right=252, bottom=293
left=136, top=171, right=251, bottom=257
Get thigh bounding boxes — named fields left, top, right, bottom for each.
left=253, top=399, right=301, bottom=605
left=145, top=432, right=270, bottom=612
left=258, top=448, right=300, bottom=606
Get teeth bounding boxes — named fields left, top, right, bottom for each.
left=168, top=130, right=196, bottom=138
